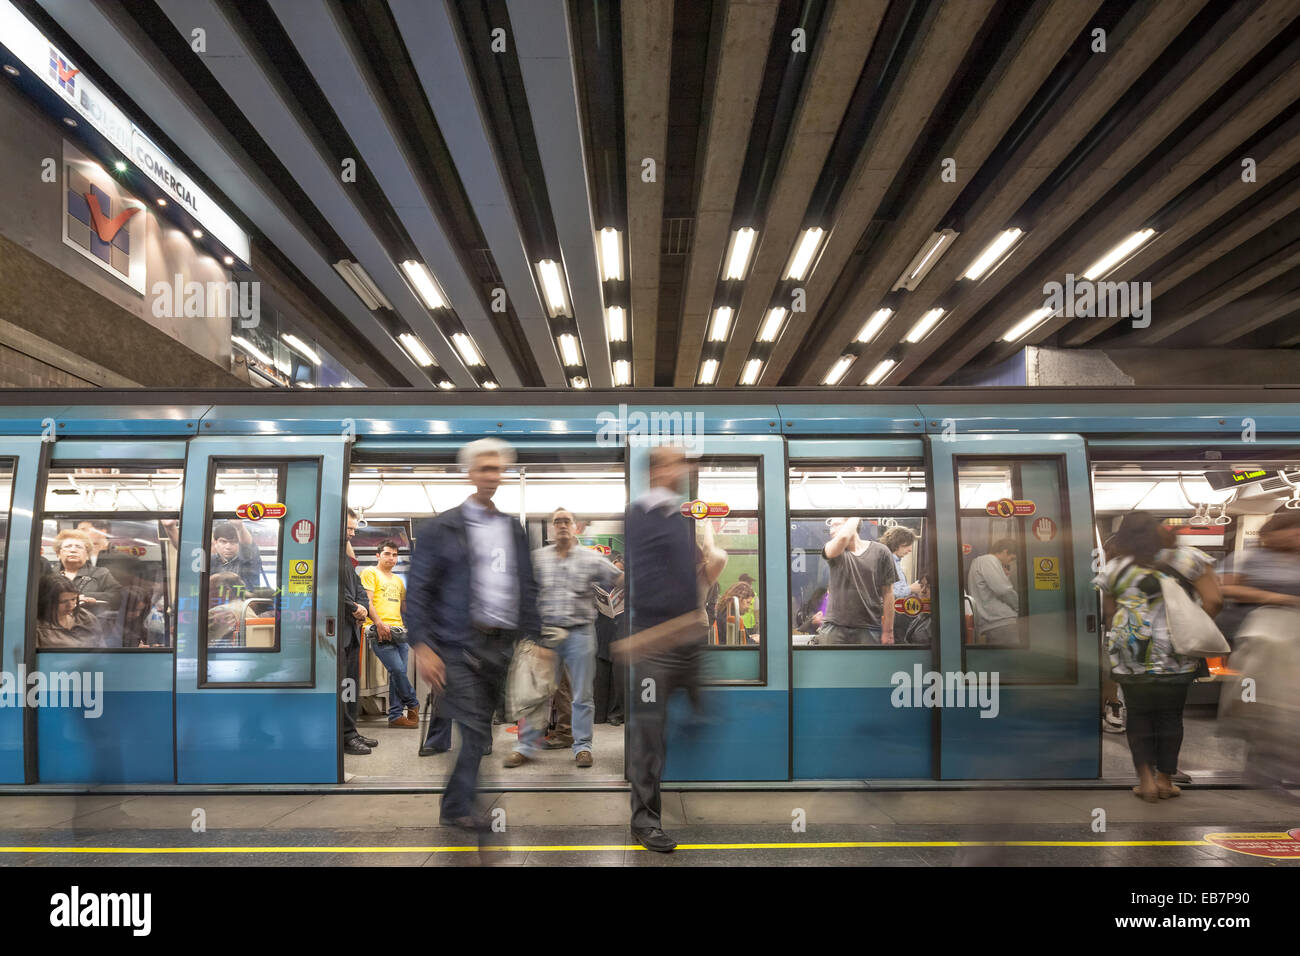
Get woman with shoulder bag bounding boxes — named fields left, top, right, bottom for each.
left=1096, top=514, right=1222, bottom=803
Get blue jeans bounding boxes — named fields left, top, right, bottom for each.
left=372, top=638, right=420, bottom=720
left=516, top=623, right=596, bottom=756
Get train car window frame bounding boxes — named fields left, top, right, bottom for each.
left=31, top=460, right=184, bottom=655
left=788, top=460, right=933, bottom=651
left=0, top=458, right=15, bottom=660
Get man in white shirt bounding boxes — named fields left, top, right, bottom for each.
left=967, top=538, right=1020, bottom=643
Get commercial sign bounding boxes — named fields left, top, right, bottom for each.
left=0, top=0, right=250, bottom=261
left=62, top=139, right=146, bottom=292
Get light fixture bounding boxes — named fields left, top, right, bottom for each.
left=113, top=160, right=126, bottom=172
left=1001, top=306, right=1055, bottom=342
left=865, top=358, right=896, bottom=385
left=708, top=306, right=733, bottom=342
left=758, top=307, right=786, bottom=343
left=156, top=197, right=167, bottom=207
left=297, top=382, right=315, bottom=388
left=571, top=376, right=589, bottom=389
left=698, top=359, right=719, bottom=385
left=822, top=355, right=853, bottom=385
left=191, top=229, right=203, bottom=239
left=1082, top=228, right=1156, bottom=280
left=785, top=227, right=824, bottom=281
left=904, top=307, right=945, bottom=344
left=606, top=306, right=626, bottom=342
left=281, top=333, right=321, bottom=365
left=723, top=227, right=757, bottom=280
left=437, top=380, right=455, bottom=390
left=223, top=255, right=234, bottom=266
left=536, top=259, right=570, bottom=316
left=62, top=116, right=76, bottom=127
left=3, top=65, right=19, bottom=77
left=232, top=336, right=273, bottom=366
left=740, top=358, right=763, bottom=385
left=558, top=333, right=581, bottom=367
left=398, top=332, right=435, bottom=367
left=400, top=260, right=447, bottom=310
left=333, top=260, right=393, bottom=311
left=339, top=382, right=354, bottom=388
left=452, top=332, right=484, bottom=366
left=855, top=307, right=893, bottom=343
left=893, top=229, right=958, bottom=291
left=483, top=380, right=499, bottom=389
left=613, top=360, right=631, bottom=386
left=598, top=228, right=623, bottom=281
left=963, top=228, right=1023, bottom=280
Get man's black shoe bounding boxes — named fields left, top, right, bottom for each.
left=418, top=746, right=449, bottom=757
left=343, top=737, right=371, bottom=755
left=440, top=812, right=493, bottom=831
left=357, top=735, right=379, bottom=747
left=632, top=827, right=677, bottom=853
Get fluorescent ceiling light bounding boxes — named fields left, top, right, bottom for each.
left=740, top=358, right=763, bottom=385
left=758, top=307, right=786, bottom=343
left=904, top=308, right=945, bottom=344
left=232, top=336, right=272, bottom=366
left=724, top=228, right=757, bottom=280
left=855, top=307, right=893, bottom=343
left=572, top=376, right=589, bottom=389
left=963, top=228, right=1023, bottom=280
left=400, top=260, right=447, bottom=310
left=708, top=306, right=733, bottom=343
left=1001, top=306, right=1055, bottom=342
left=281, top=333, right=320, bottom=366
left=452, top=332, right=484, bottom=366
left=613, top=360, right=631, bottom=386
left=822, top=355, right=853, bottom=385
left=398, top=333, right=435, bottom=368
left=606, top=306, right=627, bottom=342
left=537, top=259, right=570, bottom=316
left=865, top=358, right=896, bottom=386
left=191, top=229, right=203, bottom=239
left=1082, top=228, right=1156, bottom=280
left=785, top=227, right=824, bottom=281
left=223, top=255, right=234, bottom=266
left=698, top=359, right=719, bottom=385
left=333, top=260, right=392, bottom=311
left=598, top=228, right=622, bottom=281
left=558, top=333, right=581, bottom=367
left=893, top=229, right=958, bottom=291
left=482, top=380, right=499, bottom=389
left=437, top=380, right=455, bottom=390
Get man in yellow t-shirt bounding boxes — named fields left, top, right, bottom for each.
left=361, top=540, right=420, bottom=728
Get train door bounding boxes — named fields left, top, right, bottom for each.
left=628, top=435, right=789, bottom=781
left=0, top=441, right=38, bottom=783
left=929, top=433, right=1100, bottom=778
left=30, top=443, right=184, bottom=783
left=175, top=437, right=347, bottom=783
left=787, top=441, right=936, bottom=779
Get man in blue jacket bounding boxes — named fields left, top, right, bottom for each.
left=408, top=438, right=540, bottom=829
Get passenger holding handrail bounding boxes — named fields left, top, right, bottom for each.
left=818, top=517, right=897, bottom=645
left=210, top=520, right=265, bottom=591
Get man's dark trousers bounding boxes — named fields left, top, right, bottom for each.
left=437, top=635, right=512, bottom=819
left=628, top=648, right=697, bottom=831
left=343, top=638, right=361, bottom=741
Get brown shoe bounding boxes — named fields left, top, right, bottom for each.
left=405, top=706, right=419, bottom=722
left=503, top=751, right=529, bottom=768
left=388, top=715, right=419, bottom=728
left=575, top=751, right=593, bottom=768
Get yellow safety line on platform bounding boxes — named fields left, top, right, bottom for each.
left=0, top=839, right=1211, bottom=854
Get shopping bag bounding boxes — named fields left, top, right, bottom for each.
left=1161, top=574, right=1230, bottom=657
left=504, top=639, right=557, bottom=721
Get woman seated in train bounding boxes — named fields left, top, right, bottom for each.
left=713, top=582, right=756, bottom=644
left=794, top=586, right=828, bottom=634
left=36, top=574, right=109, bottom=649
left=52, top=528, right=122, bottom=617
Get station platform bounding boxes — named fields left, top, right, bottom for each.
left=2, top=788, right=1296, bottom=867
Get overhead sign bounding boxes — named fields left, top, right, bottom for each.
left=287, top=559, right=313, bottom=594
left=1033, top=556, right=1060, bottom=590
left=291, top=519, right=315, bottom=544
left=986, top=498, right=1036, bottom=517
left=62, top=140, right=146, bottom=292
left=235, top=501, right=286, bottom=521
left=0, top=0, right=250, bottom=262
left=681, top=500, right=730, bottom=520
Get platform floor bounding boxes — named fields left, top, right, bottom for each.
left=1, top=787, right=1295, bottom=866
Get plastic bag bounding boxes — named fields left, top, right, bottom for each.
left=505, top=639, right=557, bottom=721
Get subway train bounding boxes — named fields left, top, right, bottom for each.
left=1, top=385, right=1297, bottom=789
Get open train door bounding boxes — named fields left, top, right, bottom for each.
left=929, top=432, right=1100, bottom=778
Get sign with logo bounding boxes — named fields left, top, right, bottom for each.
left=1031, top=517, right=1057, bottom=542
left=961, top=543, right=972, bottom=554
left=235, top=501, right=286, bottom=521
left=986, top=498, right=1036, bottom=517
left=61, top=140, right=146, bottom=292
left=287, top=559, right=313, bottom=594
left=291, top=519, right=315, bottom=544
left=680, top=500, right=730, bottom=520
left=1203, top=830, right=1300, bottom=859
left=893, top=596, right=930, bottom=615
left=1033, top=556, right=1060, bottom=590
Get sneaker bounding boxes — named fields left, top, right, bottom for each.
left=545, top=735, right=574, bottom=750
left=1102, top=698, right=1126, bottom=733
left=503, top=752, right=530, bottom=768
left=575, top=751, right=593, bottom=768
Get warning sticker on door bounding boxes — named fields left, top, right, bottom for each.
left=287, top=558, right=314, bottom=594
left=1033, top=556, right=1060, bottom=590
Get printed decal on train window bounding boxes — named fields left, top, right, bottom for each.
left=681, top=499, right=730, bottom=520
left=287, top=559, right=314, bottom=593
left=893, top=596, right=930, bottom=615
left=235, top=501, right=287, bottom=521
left=291, top=518, right=315, bottom=543
left=985, top=497, right=1036, bottom=517
left=1033, top=556, right=1061, bottom=590
left=1031, top=516, right=1057, bottom=542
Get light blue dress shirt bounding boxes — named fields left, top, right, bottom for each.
left=462, top=496, right=519, bottom=629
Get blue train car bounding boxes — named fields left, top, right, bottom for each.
left=1, top=386, right=1297, bottom=789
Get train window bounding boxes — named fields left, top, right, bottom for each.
left=204, top=465, right=282, bottom=654
left=0, top=458, right=13, bottom=646
left=956, top=458, right=1073, bottom=648
left=35, top=465, right=182, bottom=649
left=789, top=464, right=931, bottom=647
left=697, top=460, right=763, bottom=648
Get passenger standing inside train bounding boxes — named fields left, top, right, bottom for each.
left=1097, top=513, right=1218, bottom=802
left=341, top=509, right=378, bottom=756
left=361, top=540, right=421, bottom=729
left=594, top=554, right=627, bottom=725
left=53, top=528, right=122, bottom=613
left=211, top=520, right=266, bottom=591
left=968, top=539, right=1019, bottom=643
left=506, top=508, right=621, bottom=769
left=408, top=438, right=540, bottom=829
left=817, top=517, right=897, bottom=644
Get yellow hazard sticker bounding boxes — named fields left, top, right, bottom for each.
left=287, top=558, right=314, bottom=594
left=1033, top=556, right=1060, bottom=590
